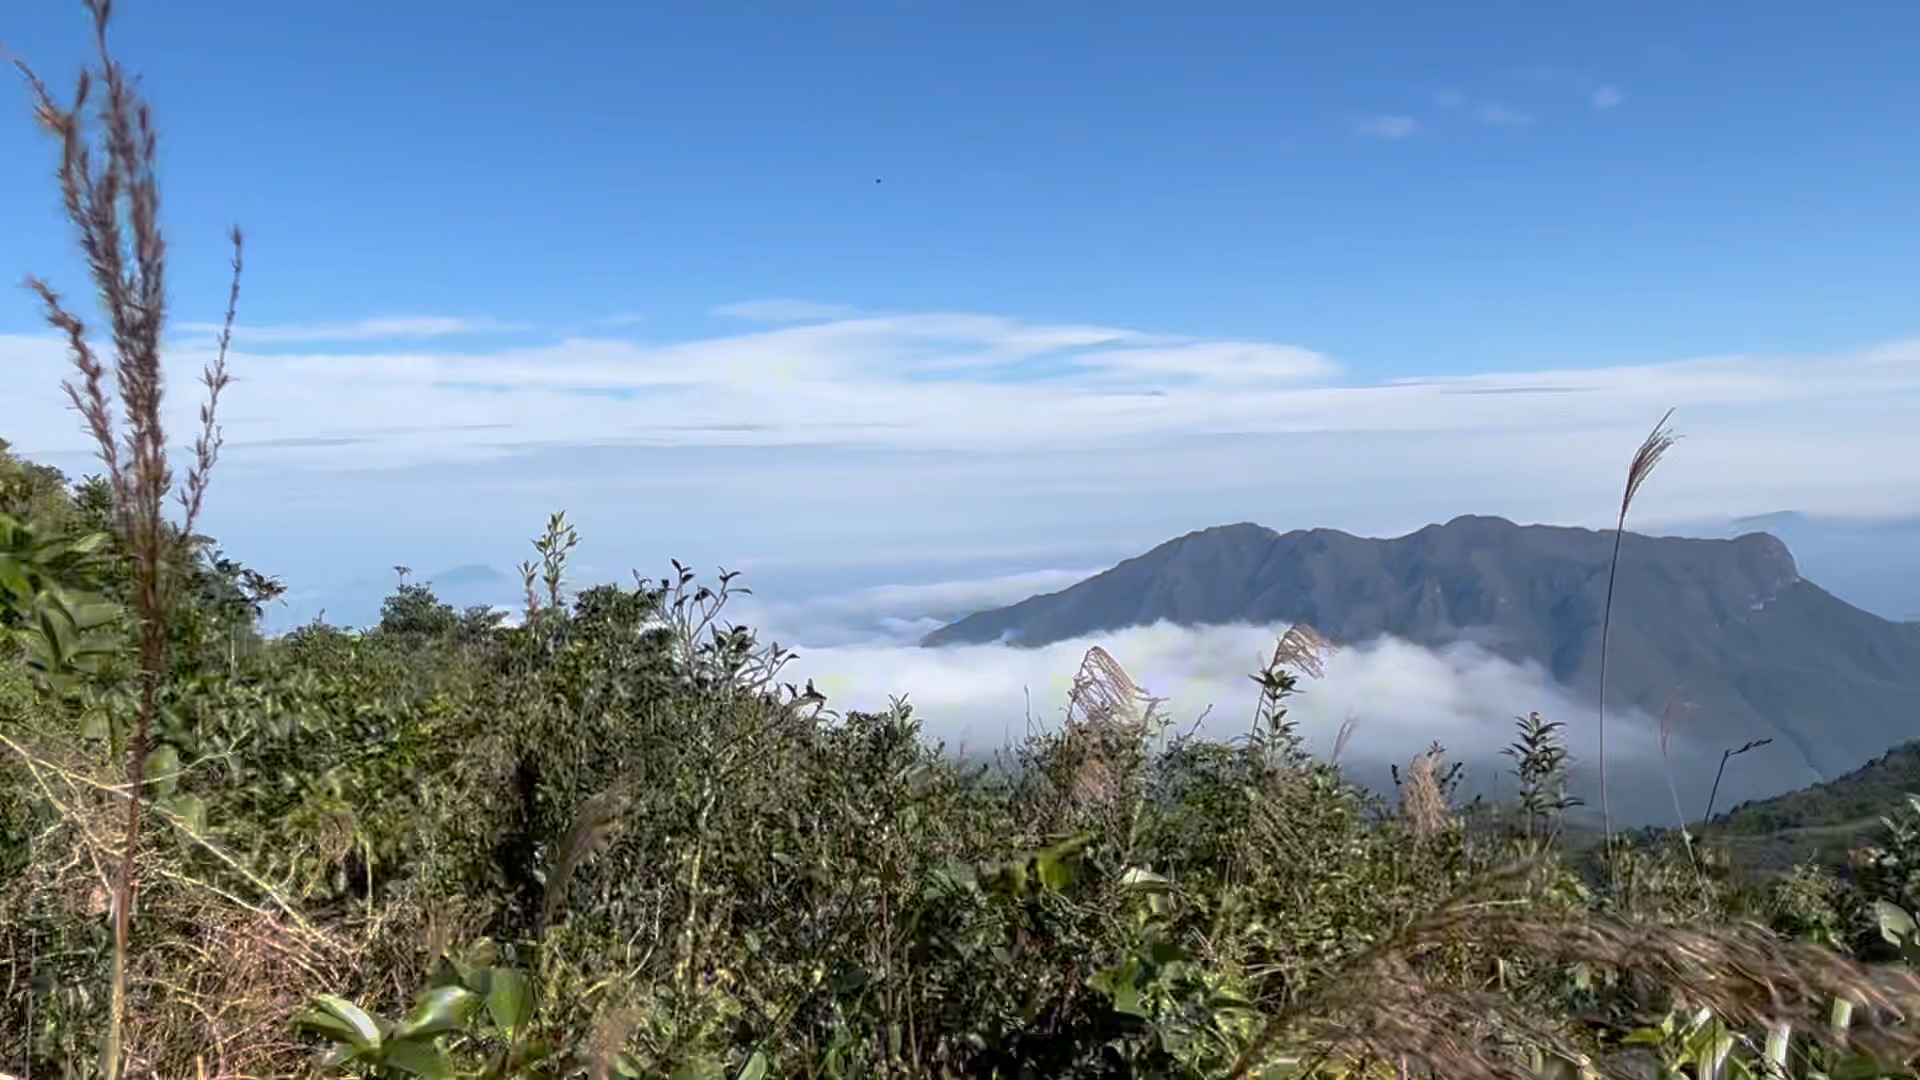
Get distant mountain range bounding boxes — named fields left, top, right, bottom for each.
left=269, top=563, right=515, bottom=632
left=923, top=515, right=1920, bottom=799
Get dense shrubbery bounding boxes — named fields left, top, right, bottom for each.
left=9, top=5, right=1920, bottom=1077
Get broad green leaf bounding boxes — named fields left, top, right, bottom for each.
left=391, top=984, right=480, bottom=1040
left=297, top=994, right=383, bottom=1053
left=484, top=967, right=532, bottom=1037
left=736, top=1050, right=769, bottom=1080
left=382, top=1035, right=457, bottom=1078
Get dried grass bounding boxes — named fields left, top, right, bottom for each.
left=1597, top=409, right=1680, bottom=855
left=1400, top=747, right=1453, bottom=843
left=1234, top=858, right=1920, bottom=1079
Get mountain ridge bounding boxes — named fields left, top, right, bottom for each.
left=921, top=515, right=1920, bottom=798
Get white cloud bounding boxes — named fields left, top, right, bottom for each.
left=1591, top=85, right=1625, bottom=111
left=176, top=315, right=526, bottom=344
left=10, top=308, right=1920, bottom=634
left=7, top=312, right=1920, bottom=534
left=777, top=620, right=1718, bottom=821
left=1355, top=114, right=1420, bottom=140
left=1432, top=90, right=1533, bottom=128
left=734, top=567, right=1104, bottom=647
left=713, top=299, right=864, bottom=323
left=1474, top=101, right=1534, bottom=128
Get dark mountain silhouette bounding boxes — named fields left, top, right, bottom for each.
left=922, top=515, right=1920, bottom=789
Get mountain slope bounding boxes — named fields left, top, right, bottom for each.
left=922, top=515, right=1920, bottom=787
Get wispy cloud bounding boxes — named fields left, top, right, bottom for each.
left=7, top=308, right=1920, bottom=540
left=1354, top=114, right=1419, bottom=141
left=1433, top=90, right=1535, bottom=128
left=713, top=298, right=864, bottom=323
left=1512, top=67, right=1627, bottom=113
left=1473, top=101, right=1534, bottom=128
left=177, top=315, right=527, bottom=344
left=734, top=567, right=1104, bottom=647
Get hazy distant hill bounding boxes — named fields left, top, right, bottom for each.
left=922, top=515, right=1920, bottom=790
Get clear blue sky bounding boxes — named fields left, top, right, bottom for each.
left=4, top=0, right=1918, bottom=376
left=5, top=0, right=1920, bottom=642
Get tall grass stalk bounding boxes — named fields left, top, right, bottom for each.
left=1596, top=409, right=1679, bottom=869
left=12, top=2, right=244, bottom=1074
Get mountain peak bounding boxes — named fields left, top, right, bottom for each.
left=919, top=515, right=1917, bottom=797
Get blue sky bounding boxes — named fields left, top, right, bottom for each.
left=3, top=0, right=1920, bottom=642
left=5, top=1, right=1920, bottom=367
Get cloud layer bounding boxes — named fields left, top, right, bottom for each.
left=772, top=615, right=1736, bottom=825
left=8, top=308, right=1920, bottom=602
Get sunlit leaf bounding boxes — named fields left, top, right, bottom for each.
left=296, top=994, right=383, bottom=1054
left=391, top=984, right=480, bottom=1040
left=483, top=966, right=532, bottom=1038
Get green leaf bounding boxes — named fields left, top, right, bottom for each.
left=483, top=967, right=532, bottom=1038
left=736, top=1050, right=769, bottom=1080
left=161, top=793, right=208, bottom=838
left=1035, top=852, right=1071, bottom=892
left=1118, top=867, right=1171, bottom=892
left=1109, top=979, right=1147, bottom=1018
left=391, top=984, right=480, bottom=1040
left=670, top=1054, right=726, bottom=1080
left=382, top=1036, right=458, bottom=1078
left=297, top=994, right=384, bottom=1054
left=145, top=744, right=181, bottom=796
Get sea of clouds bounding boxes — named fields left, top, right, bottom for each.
left=732, top=572, right=1705, bottom=823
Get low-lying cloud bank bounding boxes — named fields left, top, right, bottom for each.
left=774, top=619, right=1721, bottom=825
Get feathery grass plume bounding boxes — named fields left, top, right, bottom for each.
left=1065, top=644, right=1148, bottom=732
left=1058, top=645, right=1156, bottom=817
left=1597, top=409, right=1680, bottom=862
left=1230, top=855, right=1920, bottom=1079
left=12, top=3, right=245, bottom=1074
left=1250, top=622, right=1333, bottom=757
left=1331, top=710, right=1360, bottom=766
left=1400, top=745, right=1452, bottom=842
left=1272, top=621, right=1335, bottom=680
left=542, top=787, right=631, bottom=933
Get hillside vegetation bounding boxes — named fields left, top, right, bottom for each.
left=9, top=6, right=1920, bottom=1079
